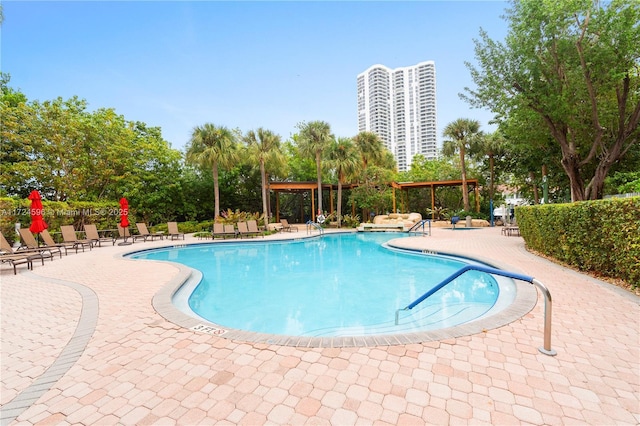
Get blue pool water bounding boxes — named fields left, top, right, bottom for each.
left=130, top=233, right=515, bottom=337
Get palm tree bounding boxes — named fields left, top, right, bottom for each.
left=442, top=118, right=482, bottom=211
left=186, top=123, right=239, bottom=220
left=244, top=128, right=284, bottom=223
left=475, top=131, right=506, bottom=208
left=297, top=121, right=332, bottom=216
left=325, top=137, right=360, bottom=227
left=353, top=131, right=384, bottom=169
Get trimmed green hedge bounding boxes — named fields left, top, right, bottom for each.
left=517, top=197, right=640, bottom=288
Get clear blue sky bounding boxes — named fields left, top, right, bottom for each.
left=2, top=1, right=509, bottom=152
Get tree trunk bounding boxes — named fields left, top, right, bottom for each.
left=530, top=171, right=539, bottom=204
left=212, top=162, right=220, bottom=220
left=337, top=172, right=343, bottom=228
left=265, top=173, right=272, bottom=222
left=260, top=159, right=269, bottom=223
left=459, top=147, right=470, bottom=211
left=587, top=154, right=616, bottom=200
left=560, top=153, right=586, bottom=201
left=316, top=151, right=323, bottom=214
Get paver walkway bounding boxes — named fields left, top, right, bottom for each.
left=1, top=227, right=638, bottom=425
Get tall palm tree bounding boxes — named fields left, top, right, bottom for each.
left=353, top=131, right=384, bottom=169
left=186, top=123, right=239, bottom=220
left=325, top=137, right=360, bottom=227
left=297, top=121, right=332, bottom=216
left=442, top=118, right=482, bottom=211
left=475, top=131, right=506, bottom=207
left=244, top=128, right=284, bottom=223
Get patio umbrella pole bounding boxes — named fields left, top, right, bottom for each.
left=118, top=197, right=132, bottom=246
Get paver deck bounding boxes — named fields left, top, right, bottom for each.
left=1, top=227, right=638, bottom=425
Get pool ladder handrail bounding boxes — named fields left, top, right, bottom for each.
left=306, top=220, right=324, bottom=235
left=408, top=219, right=431, bottom=236
left=395, top=264, right=557, bottom=356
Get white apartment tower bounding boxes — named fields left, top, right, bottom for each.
left=357, top=61, right=437, bottom=171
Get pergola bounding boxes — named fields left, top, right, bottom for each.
left=269, top=179, right=479, bottom=223
left=269, top=182, right=358, bottom=223
left=391, top=179, right=480, bottom=219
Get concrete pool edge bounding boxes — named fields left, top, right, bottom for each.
left=146, top=237, right=538, bottom=348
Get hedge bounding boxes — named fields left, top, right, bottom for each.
left=517, top=197, right=640, bottom=288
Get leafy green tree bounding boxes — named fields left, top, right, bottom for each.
left=297, top=121, right=332, bottom=215
left=186, top=123, right=239, bottom=220
left=349, top=165, right=395, bottom=219
left=282, top=138, right=316, bottom=182
left=464, top=0, right=640, bottom=201
left=124, top=122, right=183, bottom=223
left=325, top=137, right=360, bottom=227
left=442, top=118, right=483, bottom=211
left=1, top=75, right=32, bottom=197
left=244, top=128, right=285, bottom=222
left=399, top=154, right=459, bottom=182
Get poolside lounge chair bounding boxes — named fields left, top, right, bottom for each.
left=224, top=224, right=237, bottom=239
left=236, top=221, right=252, bottom=238
left=114, top=225, right=132, bottom=245
left=60, top=225, right=93, bottom=252
left=135, top=223, right=163, bottom=242
left=212, top=223, right=237, bottom=239
left=84, top=224, right=114, bottom=247
left=0, top=231, right=44, bottom=273
left=41, top=229, right=73, bottom=255
left=0, top=244, right=33, bottom=274
left=247, top=220, right=265, bottom=237
left=167, top=222, right=184, bottom=240
left=237, top=221, right=262, bottom=238
left=280, top=219, right=298, bottom=232
left=18, top=228, right=62, bottom=259
left=212, top=223, right=224, bottom=239
left=212, top=223, right=225, bottom=239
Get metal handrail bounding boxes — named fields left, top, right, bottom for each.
left=408, top=219, right=431, bottom=236
left=306, top=221, right=324, bottom=235
left=395, top=264, right=557, bottom=356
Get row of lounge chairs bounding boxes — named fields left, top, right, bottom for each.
left=210, top=220, right=266, bottom=239
left=207, top=219, right=300, bottom=239
left=117, top=222, right=184, bottom=243
left=1, top=222, right=185, bottom=274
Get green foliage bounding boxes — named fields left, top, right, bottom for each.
left=399, top=155, right=460, bottom=182
left=425, top=206, right=449, bottom=221
left=185, top=123, right=240, bottom=220
left=465, top=0, right=640, bottom=201
left=517, top=198, right=640, bottom=287
left=605, top=171, right=640, bottom=195
left=1, top=78, right=185, bottom=225
left=322, top=212, right=360, bottom=228
left=218, top=209, right=266, bottom=227
left=348, top=166, right=395, bottom=216
left=442, top=118, right=483, bottom=211
left=296, top=121, right=333, bottom=213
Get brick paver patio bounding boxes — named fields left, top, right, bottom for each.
left=1, top=227, right=638, bottom=425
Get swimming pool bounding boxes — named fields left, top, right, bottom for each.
left=131, top=233, right=522, bottom=341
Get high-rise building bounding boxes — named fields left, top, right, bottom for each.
left=357, top=61, right=437, bottom=172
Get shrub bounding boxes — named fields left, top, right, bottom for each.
left=517, top=197, right=640, bottom=288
